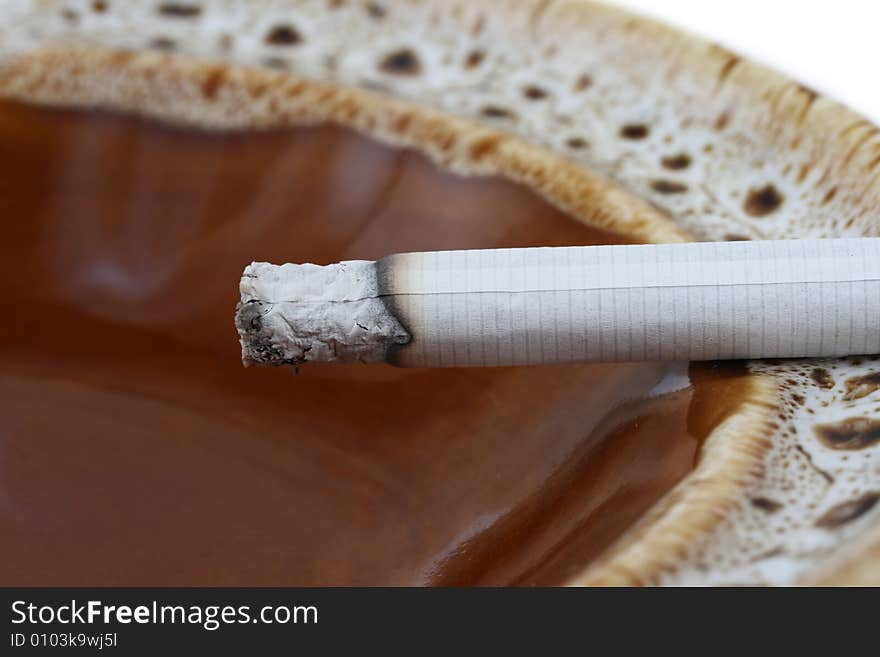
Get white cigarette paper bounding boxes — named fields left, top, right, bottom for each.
left=236, top=238, right=880, bottom=368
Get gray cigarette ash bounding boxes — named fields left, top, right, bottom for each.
left=236, top=260, right=410, bottom=368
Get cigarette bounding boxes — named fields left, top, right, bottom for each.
left=236, top=238, right=880, bottom=368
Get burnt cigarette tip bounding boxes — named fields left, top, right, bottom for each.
left=236, top=261, right=410, bottom=368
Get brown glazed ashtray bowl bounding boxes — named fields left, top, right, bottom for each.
left=1, top=1, right=879, bottom=585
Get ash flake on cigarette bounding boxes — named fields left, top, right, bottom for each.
left=236, top=260, right=410, bottom=366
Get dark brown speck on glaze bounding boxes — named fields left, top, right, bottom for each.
left=822, top=186, right=838, bottom=205
left=366, top=2, right=386, bottom=19
left=843, top=372, right=880, bottom=401
left=265, top=25, right=302, bottom=46
left=750, top=497, right=782, bottom=513
left=810, top=367, right=835, bottom=389
left=481, top=106, right=515, bottom=120
left=717, top=53, right=741, bottom=84
left=815, top=493, right=880, bottom=529
left=620, top=123, right=649, bottom=140
left=814, top=417, right=880, bottom=451
left=379, top=49, right=421, bottom=75
left=157, top=3, right=202, bottom=18
left=523, top=86, right=548, bottom=101
left=661, top=153, right=692, bottom=170
left=651, top=180, right=688, bottom=194
left=463, top=50, right=485, bottom=69
left=744, top=184, right=784, bottom=217
left=573, top=74, right=593, bottom=92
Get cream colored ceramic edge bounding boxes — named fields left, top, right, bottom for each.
left=571, top=375, right=779, bottom=586
left=539, top=1, right=880, bottom=585
left=0, top=47, right=686, bottom=245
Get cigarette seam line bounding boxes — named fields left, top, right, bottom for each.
left=252, top=276, right=880, bottom=304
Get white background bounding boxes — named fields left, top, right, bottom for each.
left=610, top=0, right=880, bottom=122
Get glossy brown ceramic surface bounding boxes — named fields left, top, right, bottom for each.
left=0, top=102, right=729, bottom=585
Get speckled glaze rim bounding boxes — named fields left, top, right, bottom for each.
left=1, top=0, right=878, bottom=585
